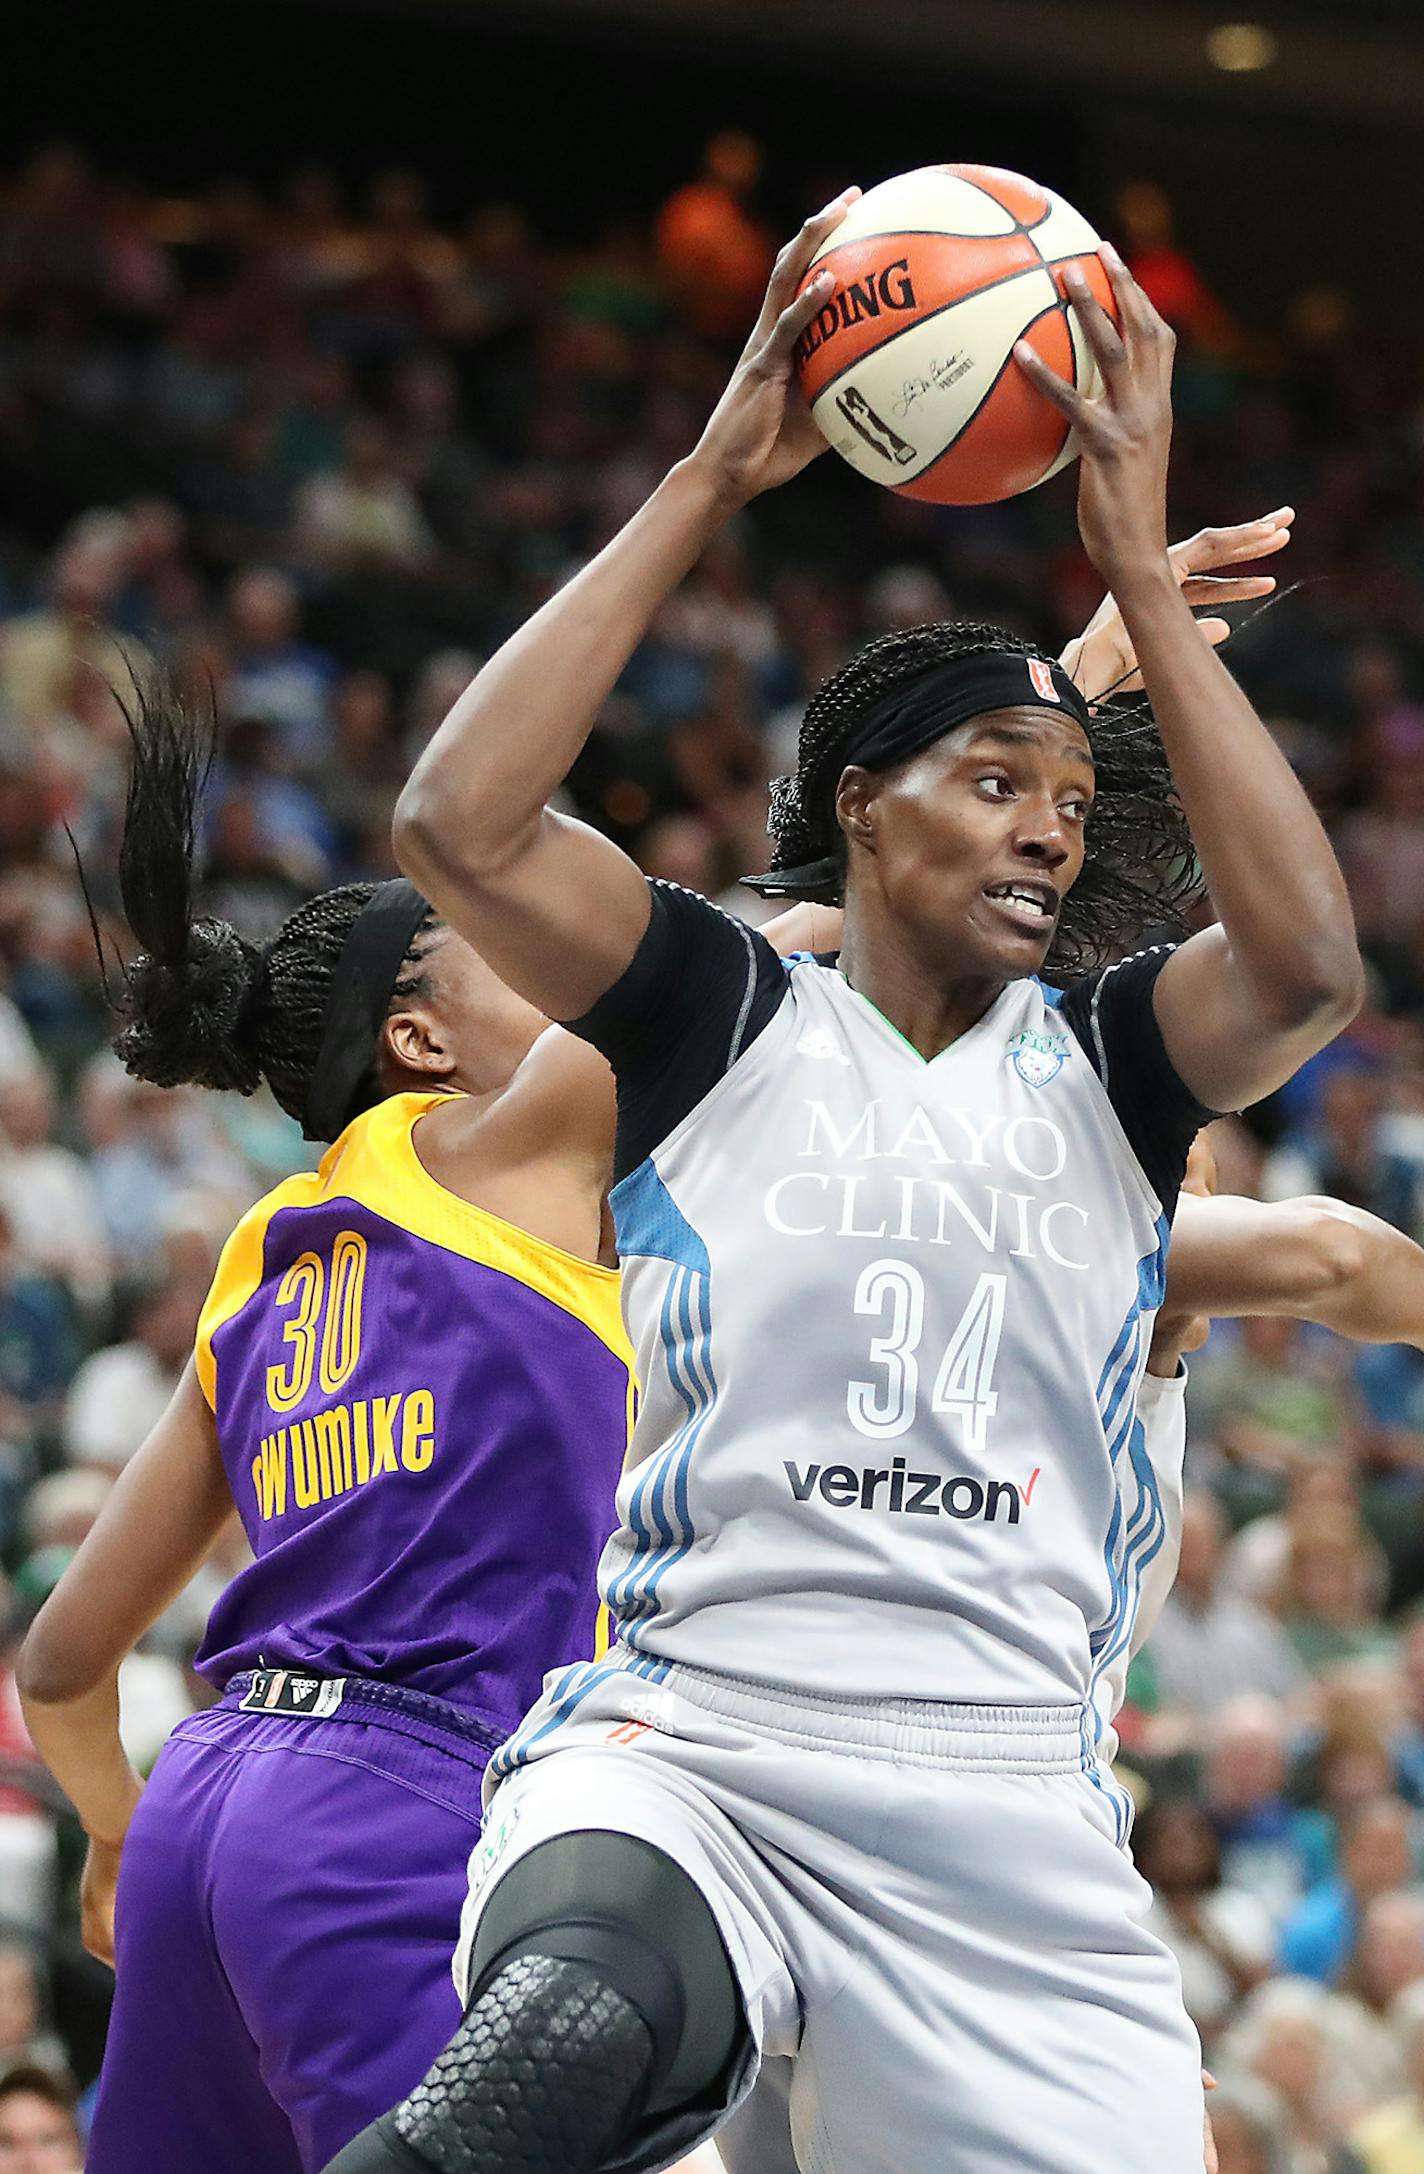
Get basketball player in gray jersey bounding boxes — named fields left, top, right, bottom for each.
left=329, top=197, right=1364, bottom=2174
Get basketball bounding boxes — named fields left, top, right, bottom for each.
left=793, top=164, right=1118, bottom=506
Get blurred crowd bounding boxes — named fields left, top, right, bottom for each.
left=0, top=129, right=1423, bottom=2169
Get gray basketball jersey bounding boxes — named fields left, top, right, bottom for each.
left=599, top=946, right=1185, bottom=1734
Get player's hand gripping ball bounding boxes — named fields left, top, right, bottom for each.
left=794, top=164, right=1120, bottom=505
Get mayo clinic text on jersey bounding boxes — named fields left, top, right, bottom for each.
left=762, top=1097, right=1090, bottom=1271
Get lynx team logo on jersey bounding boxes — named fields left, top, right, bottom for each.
left=1008, top=1025, right=1069, bottom=1088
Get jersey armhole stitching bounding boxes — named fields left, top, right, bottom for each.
left=1080, top=943, right=1174, bottom=1091
left=725, top=917, right=760, bottom=1068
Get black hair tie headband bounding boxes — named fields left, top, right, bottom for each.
left=301, top=878, right=432, bottom=1143
left=743, top=650, right=1092, bottom=901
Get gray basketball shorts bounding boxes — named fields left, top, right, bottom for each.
left=457, top=1649, right=1205, bottom=2174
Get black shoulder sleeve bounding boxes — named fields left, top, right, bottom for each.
left=1056, top=947, right=1220, bottom=1216
left=563, top=881, right=788, bottom=1181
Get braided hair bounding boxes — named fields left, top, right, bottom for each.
left=111, top=675, right=437, bottom=1135
left=768, top=619, right=1200, bottom=977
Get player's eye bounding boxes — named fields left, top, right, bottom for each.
left=977, top=773, right=1014, bottom=800
left=1060, top=795, right=1092, bottom=822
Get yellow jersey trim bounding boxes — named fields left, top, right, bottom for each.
left=195, top=1092, right=630, bottom=1409
left=195, top=1168, right=324, bottom=1410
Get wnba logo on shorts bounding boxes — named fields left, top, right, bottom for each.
left=1027, top=658, right=1061, bottom=704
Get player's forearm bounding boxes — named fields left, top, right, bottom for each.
left=395, top=459, right=728, bottom=884
left=1290, top=1199, right=1424, bottom=1348
left=19, top=1674, right=143, bottom=1848
left=1113, top=564, right=1362, bottom=1035
left=1166, top=1191, right=1424, bottom=1348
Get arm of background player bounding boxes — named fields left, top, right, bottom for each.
left=1019, top=253, right=1363, bottom=1115
left=16, top=1364, right=232, bottom=1963
left=1162, top=1192, right=1424, bottom=1348
left=394, top=192, right=859, bottom=1025
left=1060, top=513, right=1290, bottom=700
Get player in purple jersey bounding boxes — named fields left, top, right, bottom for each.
left=14, top=682, right=635, bottom=2173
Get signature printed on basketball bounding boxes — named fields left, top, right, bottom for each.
left=893, top=353, right=974, bottom=417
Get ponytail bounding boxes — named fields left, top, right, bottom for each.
left=104, top=672, right=438, bottom=1136
left=113, top=677, right=267, bottom=1096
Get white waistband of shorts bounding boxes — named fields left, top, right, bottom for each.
left=625, top=1650, right=1088, bottom=1773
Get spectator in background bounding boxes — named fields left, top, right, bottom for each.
left=1264, top=1072, right=1423, bottom=1240
left=335, top=168, right=461, bottom=356
left=11, top=1469, right=193, bottom=1777
left=403, top=648, right=481, bottom=766
left=322, top=669, right=404, bottom=865
left=13, top=1474, right=110, bottom=1619
left=1218, top=1978, right=1364, bottom=2172
left=62, top=1271, right=199, bottom=1474
left=1209, top=1698, right=1310, bottom=1927
left=0, top=1945, right=67, bottom=2083
left=1337, top=693, right=1424, bottom=968
left=111, top=498, right=198, bottom=650
left=205, top=715, right=333, bottom=897
left=1147, top=1493, right=1309, bottom=1718
left=1292, top=1698, right=1416, bottom=1888
left=0, top=1594, right=58, bottom=1939
left=1195, top=1315, right=1357, bottom=1529
left=0, top=1006, right=36, bottom=1102
left=0, top=2064, right=82, bottom=2172
left=1346, top=1893, right=1424, bottom=2022
left=656, top=130, right=775, bottom=340
left=1394, top=1613, right=1424, bottom=1804
left=1349, top=1979, right=1424, bottom=2174
left=83, top=1072, right=253, bottom=1275
left=0, top=1210, right=73, bottom=1511
left=0, top=523, right=145, bottom=733
left=1204, top=2078, right=1292, bottom=2174
left=1278, top=1509, right=1394, bottom=1675
left=1279, top=1797, right=1418, bottom=1985
left=0, top=1070, right=109, bottom=1319
left=1116, top=179, right=1236, bottom=357
left=292, top=413, right=435, bottom=571
left=1222, top=1460, right=1362, bottom=1613
left=223, top=566, right=336, bottom=770
left=1135, top=1798, right=1274, bottom=2043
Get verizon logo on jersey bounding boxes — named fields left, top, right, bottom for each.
left=784, top=1456, right=1041, bottom=1521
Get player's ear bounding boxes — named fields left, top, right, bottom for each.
left=836, top=766, right=878, bottom=855
left=382, top=1006, right=456, bottom=1080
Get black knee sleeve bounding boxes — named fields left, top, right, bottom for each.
left=319, top=1833, right=747, bottom=2174
left=321, top=1953, right=653, bottom=2174
left=468, top=1832, right=742, bottom=2113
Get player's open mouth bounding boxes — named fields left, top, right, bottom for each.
left=983, top=880, right=1057, bottom=933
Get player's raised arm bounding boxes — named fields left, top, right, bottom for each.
left=1017, top=250, right=1363, bottom=1114
left=394, top=191, right=860, bottom=1025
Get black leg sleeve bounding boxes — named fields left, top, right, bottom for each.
left=320, top=1832, right=749, bottom=2174
left=322, top=1954, right=654, bottom=2174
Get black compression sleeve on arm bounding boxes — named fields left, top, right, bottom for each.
left=564, top=883, right=788, bottom=1182
left=1057, top=947, right=1221, bottom=1215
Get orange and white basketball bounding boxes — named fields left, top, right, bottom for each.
left=794, top=164, right=1117, bottom=506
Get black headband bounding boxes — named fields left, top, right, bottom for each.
left=301, top=878, right=432, bottom=1143
left=743, top=650, right=1093, bottom=901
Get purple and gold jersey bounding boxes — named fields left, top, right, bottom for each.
left=192, top=1092, right=632, bottom=1734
